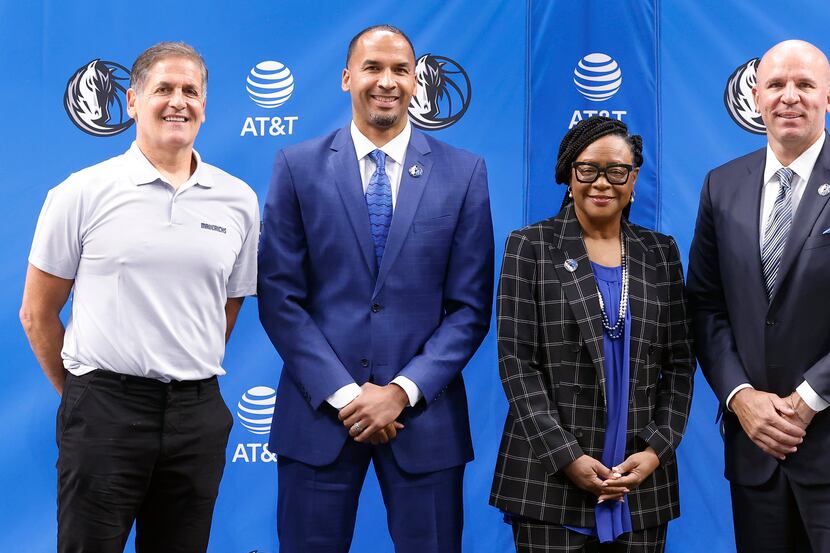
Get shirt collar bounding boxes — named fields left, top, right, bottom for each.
left=350, top=121, right=411, bottom=166
left=763, top=132, right=826, bottom=185
left=125, top=141, right=213, bottom=188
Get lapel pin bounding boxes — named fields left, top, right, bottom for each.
left=408, top=164, right=423, bottom=178
left=564, top=259, right=578, bottom=272
left=819, top=183, right=830, bottom=197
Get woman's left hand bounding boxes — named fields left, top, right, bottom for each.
left=597, top=447, right=661, bottom=503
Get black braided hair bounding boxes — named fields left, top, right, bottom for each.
left=555, top=116, right=643, bottom=216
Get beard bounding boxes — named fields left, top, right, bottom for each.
left=369, top=111, right=399, bottom=128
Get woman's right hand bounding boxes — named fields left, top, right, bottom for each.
left=561, top=455, right=629, bottom=502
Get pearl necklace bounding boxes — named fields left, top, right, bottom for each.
left=596, top=235, right=629, bottom=340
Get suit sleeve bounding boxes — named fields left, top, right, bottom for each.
left=497, top=231, right=584, bottom=475
left=638, top=237, right=695, bottom=465
left=257, top=150, right=356, bottom=409
left=395, top=157, right=494, bottom=403
left=686, top=171, right=751, bottom=403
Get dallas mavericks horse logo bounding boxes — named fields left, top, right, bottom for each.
left=64, top=59, right=133, bottom=137
left=408, top=54, right=471, bottom=131
left=724, top=57, right=766, bottom=135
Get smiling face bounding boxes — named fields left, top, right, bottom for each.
left=570, top=134, right=637, bottom=230
left=126, top=55, right=206, bottom=159
left=341, top=29, right=417, bottom=144
left=753, top=40, right=830, bottom=162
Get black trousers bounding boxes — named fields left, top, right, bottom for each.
left=731, top=466, right=830, bottom=553
left=56, top=370, right=233, bottom=553
left=511, top=521, right=666, bottom=553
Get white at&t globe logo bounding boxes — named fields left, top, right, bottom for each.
left=246, top=61, right=294, bottom=108
left=236, top=386, right=276, bottom=435
left=573, top=53, right=623, bottom=102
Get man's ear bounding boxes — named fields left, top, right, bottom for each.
left=126, top=88, right=137, bottom=119
left=341, top=68, right=351, bottom=93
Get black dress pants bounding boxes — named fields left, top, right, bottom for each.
left=56, top=370, right=233, bottom=553
left=731, top=466, right=830, bottom=553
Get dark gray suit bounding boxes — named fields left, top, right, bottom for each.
left=688, top=132, right=830, bottom=551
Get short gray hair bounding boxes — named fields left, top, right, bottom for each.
left=130, top=41, right=208, bottom=95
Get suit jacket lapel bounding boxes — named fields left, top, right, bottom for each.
left=373, top=130, right=432, bottom=298
left=549, top=206, right=607, bottom=405
left=623, top=221, right=657, bottom=402
left=740, top=155, right=770, bottom=304
left=330, top=126, right=377, bottom=277
left=771, top=135, right=830, bottom=303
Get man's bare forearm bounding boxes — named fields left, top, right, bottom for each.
left=20, top=310, right=67, bottom=395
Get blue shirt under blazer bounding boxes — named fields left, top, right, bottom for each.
left=257, top=125, right=494, bottom=473
left=688, top=131, right=830, bottom=487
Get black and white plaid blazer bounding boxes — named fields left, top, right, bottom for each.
left=489, top=204, right=694, bottom=531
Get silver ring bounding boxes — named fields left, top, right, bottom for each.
left=350, top=422, right=363, bottom=434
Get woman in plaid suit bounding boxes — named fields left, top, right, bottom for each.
left=490, top=117, right=694, bottom=552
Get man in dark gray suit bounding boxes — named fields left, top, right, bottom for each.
left=688, top=39, right=830, bottom=552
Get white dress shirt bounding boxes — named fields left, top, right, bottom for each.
left=727, top=132, right=829, bottom=412
left=326, top=121, right=423, bottom=410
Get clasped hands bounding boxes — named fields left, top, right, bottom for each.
left=562, top=448, right=661, bottom=503
left=338, top=382, right=408, bottom=445
left=731, top=388, right=816, bottom=460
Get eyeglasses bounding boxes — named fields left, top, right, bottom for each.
left=571, top=162, right=634, bottom=185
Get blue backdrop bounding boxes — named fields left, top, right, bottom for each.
left=3, top=1, right=829, bottom=551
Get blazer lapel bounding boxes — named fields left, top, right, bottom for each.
left=622, top=221, right=657, bottom=402
left=771, top=135, right=830, bottom=303
left=549, top=206, right=607, bottom=406
left=372, top=130, right=432, bottom=298
left=330, top=127, right=377, bottom=277
left=741, top=155, right=770, bottom=304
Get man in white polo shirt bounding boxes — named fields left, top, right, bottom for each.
left=19, top=42, right=258, bottom=553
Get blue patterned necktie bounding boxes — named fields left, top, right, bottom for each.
left=761, top=167, right=795, bottom=297
left=366, top=149, right=393, bottom=267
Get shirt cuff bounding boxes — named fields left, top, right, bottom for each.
left=326, top=383, right=361, bottom=409
left=391, top=376, right=422, bottom=407
left=726, top=383, right=754, bottom=412
left=796, top=381, right=830, bottom=412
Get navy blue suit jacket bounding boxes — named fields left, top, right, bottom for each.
left=688, top=133, right=830, bottom=486
left=258, top=126, right=494, bottom=473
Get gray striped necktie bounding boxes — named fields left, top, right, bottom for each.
left=761, top=167, right=795, bottom=297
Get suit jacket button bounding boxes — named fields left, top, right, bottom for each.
left=360, top=358, right=369, bottom=367
left=371, top=303, right=381, bottom=313
left=573, top=385, right=583, bottom=395
left=574, top=429, right=583, bottom=438
left=765, top=319, right=775, bottom=326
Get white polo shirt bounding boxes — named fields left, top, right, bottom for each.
left=29, top=142, right=260, bottom=382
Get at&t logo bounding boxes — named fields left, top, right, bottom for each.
left=569, top=52, right=627, bottom=128
left=232, top=386, right=278, bottom=463
left=240, top=60, right=299, bottom=137
left=64, top=59, right=134, bottom=136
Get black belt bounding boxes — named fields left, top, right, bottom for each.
left=84, top=369, right=217, bottom=389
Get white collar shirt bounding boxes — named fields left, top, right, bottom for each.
left=28, top=142, right=260, bottom=382
left=350, top=120, right=411, bottom=210
left=759, top=132, right=826, bottom=248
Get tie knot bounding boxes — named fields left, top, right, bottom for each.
left=369, top=149, right=387, bottom=175
left=776, top=167, right=794, bottom=190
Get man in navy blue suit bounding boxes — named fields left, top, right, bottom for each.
left=689, top=40, right=830, bottom=552
left=257, top=24, right=494, bottom=552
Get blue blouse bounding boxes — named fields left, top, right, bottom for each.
left=566, top=262, right=633, bottom=542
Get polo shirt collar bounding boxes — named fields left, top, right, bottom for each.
left=350, top=121, right=411, bottom=166
left=125, top=141, right=213, bottom=189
